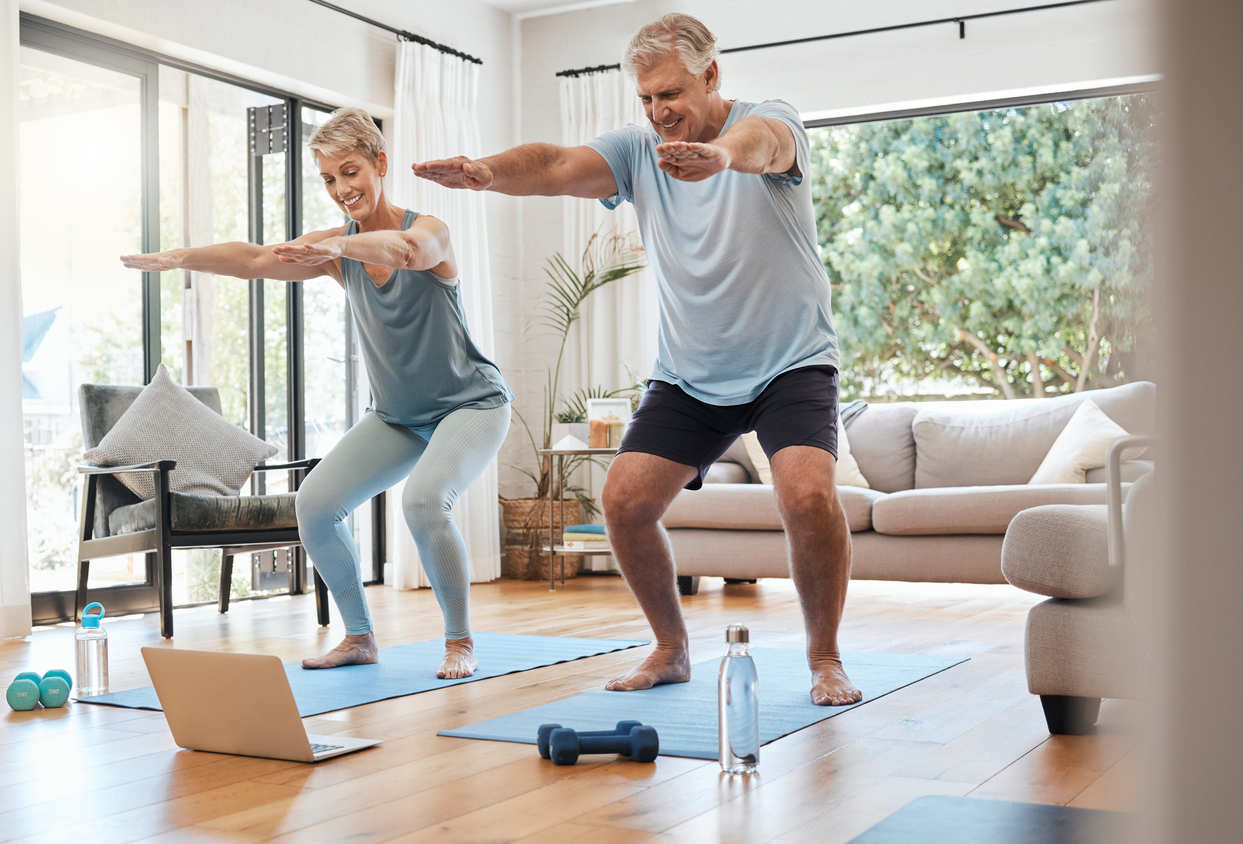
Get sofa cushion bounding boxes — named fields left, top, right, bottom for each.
left=843, top=403, right=918, bottom=492
left=109, top=492, right=298, bottom=535
left=662, top=483, right=883, bottom=532
left=871, top=483, right=1119, bottom=536
left=704, top=461, right=751, bottom=484
left=720, top=437, right=761, bottom=483
left=1001, top=504, right=1118, bottom=598
left=912, top=382, right=1156, bottom=488
left=1028, top=400, right=1135, bottom=485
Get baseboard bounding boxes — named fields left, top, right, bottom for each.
left=0, top=602, right=32, bottom=639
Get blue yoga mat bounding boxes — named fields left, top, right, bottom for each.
left=79, top=632, right=648, bottom=718
left=439, top=649, right=967, bottom=760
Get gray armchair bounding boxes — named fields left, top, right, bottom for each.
left=76, top=382, right=329, bottom=638
left=1001, top=435, right=1157, bottom=734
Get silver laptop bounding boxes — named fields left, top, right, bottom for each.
left=141, top=648, right=381, bottom=762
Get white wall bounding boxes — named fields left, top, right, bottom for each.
left=1, top=0, right=32, bottom=638
left=507, top=0, right=1161, bottom=504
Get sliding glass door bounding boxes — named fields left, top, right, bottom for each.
left=19, top=33, right=159, bottom=621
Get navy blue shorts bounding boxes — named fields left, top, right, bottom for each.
left=617, top=366, right=840, bottom=490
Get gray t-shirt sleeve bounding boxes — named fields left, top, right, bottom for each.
left=586, top=124, right=645, bottom=209
left=749, top=99, right=810, bottom=187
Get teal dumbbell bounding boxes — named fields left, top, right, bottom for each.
left=7, top=678, right=41, bottom=711
left=38, top=675, right=71, bottom=708
left=43, top=668, right=73, bottom=686
left=6, top=670, right=74, bottom=711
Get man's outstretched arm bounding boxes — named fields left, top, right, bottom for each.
left=656, top=116, right=799, bottom=183
left=412, top=143, right=617, bottom=199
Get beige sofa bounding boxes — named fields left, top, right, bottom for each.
left=662, top=381, right=1156, bottom=590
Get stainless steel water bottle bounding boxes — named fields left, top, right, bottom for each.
left=719, top=623, right=759, bottom=773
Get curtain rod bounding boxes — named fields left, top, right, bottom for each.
left=555, top=0, right=1113, bottom=78
left=306, top=0, right=483, bottom=65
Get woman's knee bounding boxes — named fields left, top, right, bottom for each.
left=402, top=484, right=452, bottom=527
left=295, top=477, right=346, bottom=526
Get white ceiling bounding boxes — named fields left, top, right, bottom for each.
left=480, top=0, right=635, bottom=20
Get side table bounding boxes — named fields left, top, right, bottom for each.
left=536, top=446, right=618, bottom=592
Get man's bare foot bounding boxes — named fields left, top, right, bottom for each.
left=605, top=645, right=692, bottom=691
left=301, top=632, right=378, bottom=669
left=809, top=653, right=862, bottom=706
left=437, top=637, right=478, bottom=679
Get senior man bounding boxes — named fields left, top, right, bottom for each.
left=414, top=13, right=861, bottom=706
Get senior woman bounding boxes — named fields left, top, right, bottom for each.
left=121, top=107, right=512, bottom=679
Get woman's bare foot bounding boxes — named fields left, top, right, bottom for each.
left=301, top=632, right=378, bottom=669
left=437, top=636, right=478, bottom=679
left=605, top=645, right=692, bottom=691
left=809, top=653, right=862, bottom=706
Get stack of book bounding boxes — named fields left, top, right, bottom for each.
left=561, top=524, right=609, bottom=550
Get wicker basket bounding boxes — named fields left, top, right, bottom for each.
left=500, top=497, right=585, bottom=581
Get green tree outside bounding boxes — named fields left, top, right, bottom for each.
left=811, top=95, right=1157, bottom=400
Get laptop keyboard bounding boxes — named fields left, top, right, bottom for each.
left=310, top=742, right=345, bottom=754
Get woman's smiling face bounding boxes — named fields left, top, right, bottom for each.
left=318, top=150, right=387, bottom=221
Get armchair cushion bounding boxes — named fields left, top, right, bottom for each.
left=1001, top=504, right=1119, bottom=598
left=109, top=491, right=298, bottom=535
left=84, top=364, right=277, bottom=499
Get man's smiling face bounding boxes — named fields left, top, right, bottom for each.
left=635, top=55, right=720, bottom=144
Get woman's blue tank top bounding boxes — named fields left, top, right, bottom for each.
left=341, top=210, right=513, bottom=428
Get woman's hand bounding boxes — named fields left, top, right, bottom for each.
left=272, top=238, right=344, bottom=266
left=120, top=250, right=183, bottom=271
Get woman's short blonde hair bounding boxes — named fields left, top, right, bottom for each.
left=621, top=13, right=720, bottom=83
left=307, top=107, right=385, bottom=165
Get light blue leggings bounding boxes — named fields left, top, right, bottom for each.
left=295, top=404, right=511, bottom=638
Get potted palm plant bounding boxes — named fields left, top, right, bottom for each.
left=501, top=231, right=645, bottom=579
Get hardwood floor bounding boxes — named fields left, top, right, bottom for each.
left=0, top=576, right=1142, bottom=843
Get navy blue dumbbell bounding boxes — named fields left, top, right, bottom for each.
left=537, top=720, right=643, bottom=759
left=547, top=724, right=659, bottom=765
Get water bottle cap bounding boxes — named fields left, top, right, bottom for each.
left=80, top=603, right=105, bottom=628
left=726, top=624, right=749, bottom=643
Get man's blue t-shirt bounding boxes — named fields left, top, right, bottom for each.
left=586, top=98, right=840, bottom=406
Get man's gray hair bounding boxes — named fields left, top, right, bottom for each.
left=307, top=106, right=386, bottom=165
left=621, top=13, right=720, bottom=83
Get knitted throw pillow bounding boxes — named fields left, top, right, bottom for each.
left=83, top=364, right=277, bottom=499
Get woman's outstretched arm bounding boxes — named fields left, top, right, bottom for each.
left=272, top=215, right=456, bottom=279
left=120, top=226, right=348, bottom=283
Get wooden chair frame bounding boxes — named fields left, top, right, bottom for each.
left=75, top=457, right=328, bottom=638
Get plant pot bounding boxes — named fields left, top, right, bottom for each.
left=500, top=497, right=585, bottom=581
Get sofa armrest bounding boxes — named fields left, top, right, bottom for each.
left=1107, top=436, right=1157, bottom=568
left=1002, top=505, right=1116, bottom=598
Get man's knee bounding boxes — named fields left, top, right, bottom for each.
left=778, top=482, right=843, bottom=529
left=602, top=475, right=665, bottom=527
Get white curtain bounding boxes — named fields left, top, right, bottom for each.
left=559, top=70, right=658, bottom=398
left=388, top=42, right=502, bottom=589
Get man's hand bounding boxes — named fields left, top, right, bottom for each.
left=272, top=238, right=343, bottom=266
left=120, top=251, right=182, bottom=271
left=412, top=157, right=494, bottom=191
left=656, top=142, right=731, bottom=182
